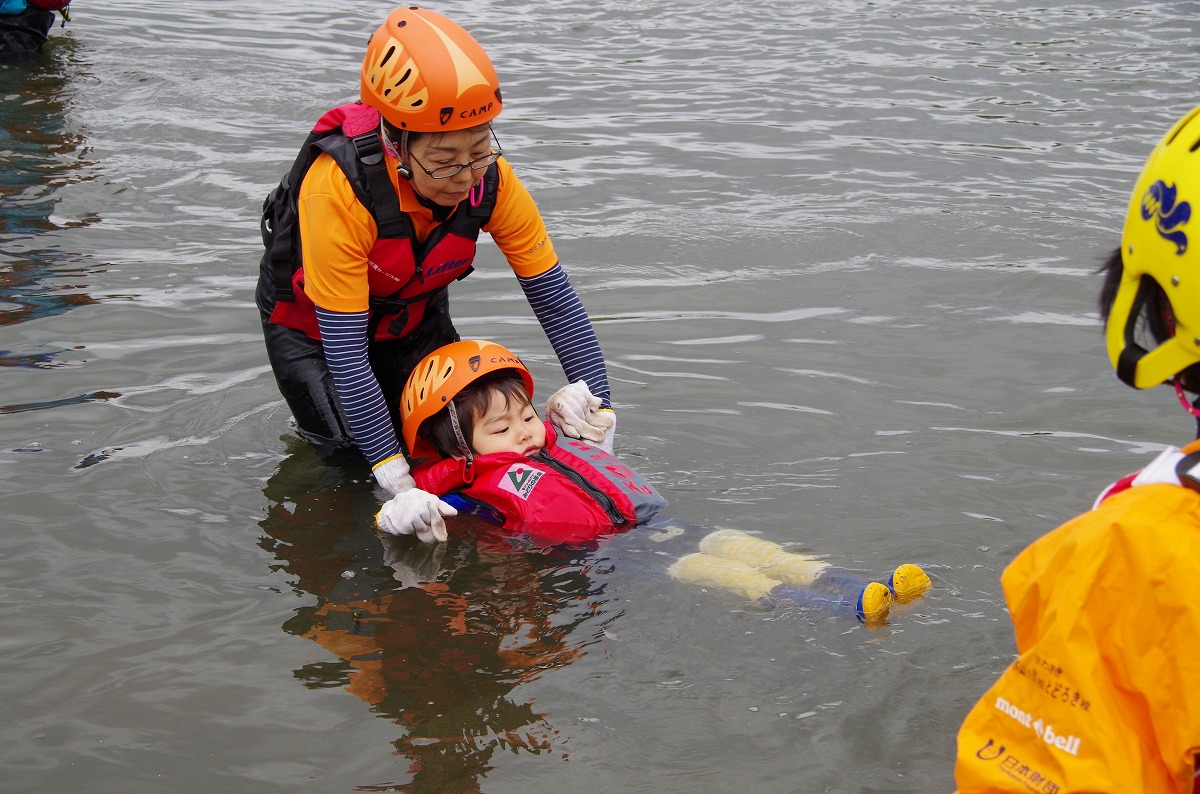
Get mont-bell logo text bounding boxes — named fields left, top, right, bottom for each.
left=500, top=464, right=542, bottom=501
left=994, top=696, right=1081, bottom=756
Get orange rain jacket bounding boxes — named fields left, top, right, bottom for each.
left=954, top=441, right=1200, bottom=793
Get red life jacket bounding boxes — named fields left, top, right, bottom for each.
left=261, top=102, right=498, bottom=342
left=413, top=422, right=669, bottom=547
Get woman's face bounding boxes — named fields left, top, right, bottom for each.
left=406, top=126, right=494, bottom=207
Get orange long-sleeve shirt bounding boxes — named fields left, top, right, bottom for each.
left=298, top=152, right=559, bottom=313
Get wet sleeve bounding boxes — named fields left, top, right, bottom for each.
left=518, top=265, right=611, bottom=408
left=314, top=306, right=401, bottom=466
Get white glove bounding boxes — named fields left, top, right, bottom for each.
left=371, top=453, right=415, bottom=496
left=545, top=380, right=616, bottom=445
left=375, top=488, right=457, bottom=544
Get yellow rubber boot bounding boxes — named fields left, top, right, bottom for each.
left=887, top=563, right=932, bottom=603
left=858, top=582, right=893, bottom=626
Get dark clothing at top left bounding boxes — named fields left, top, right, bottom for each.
left=0, top=7, right=54, bottom=60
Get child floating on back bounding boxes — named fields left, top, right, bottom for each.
left=377, top=339, right=929, bottom=625
left=379, top=339, right=667, bottom=547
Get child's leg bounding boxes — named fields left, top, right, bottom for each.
left=667, top=553, right=780, bottom=601
left=699, top=529, right=828, bottom=586
left=668, top=552, right=890, bottom=625
left=771, top=582, right=892, bottom=626
left=699, top=529, right=930, bottom=602
left=810, top=567, right=876, bottom=595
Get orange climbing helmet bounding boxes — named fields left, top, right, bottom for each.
left=361, top=6, right=504, bottom=133
left=400, top=340, right=534, bottom=460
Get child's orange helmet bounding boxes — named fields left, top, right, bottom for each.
left=400, top=340, right=534, bottom=460
left=361, top=6, right=503, bottom=133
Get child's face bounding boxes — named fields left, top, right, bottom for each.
left=469, top=390, right=546, bottom=457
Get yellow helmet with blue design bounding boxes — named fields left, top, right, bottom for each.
left=1108, top=105, right=1200, bottom=389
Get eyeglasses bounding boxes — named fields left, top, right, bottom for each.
left=407, top=129, right=504, bottom=179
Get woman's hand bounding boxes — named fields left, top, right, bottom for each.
left=376, top=488, right=457, bottom=544
left=545, top=380, right=616, bottom=451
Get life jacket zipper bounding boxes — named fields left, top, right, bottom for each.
left=531, top=450, right=627, bottom=526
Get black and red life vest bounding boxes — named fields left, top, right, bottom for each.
left=413, top=422, right=669, bottom=547
left=259, top=102, right=499, bottom=341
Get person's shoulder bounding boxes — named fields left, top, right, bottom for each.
left=494, top=155, right=518, bottom=179
left=300, top=152, right=354, bottom=193
left=298, top=153, right=369, bottom=219
left=1042, top=457, right=1200, bottom=565
left=492, top=156, right=530, bottom=198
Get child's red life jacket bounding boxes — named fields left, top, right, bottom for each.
left=412, top=422, right=668, bottom=546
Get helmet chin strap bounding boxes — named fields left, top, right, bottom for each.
left=447, top=401, right=474, bottom=467
left=379, top=118, right=414, bottom=180
left=378, top=118, right=449, bottom=216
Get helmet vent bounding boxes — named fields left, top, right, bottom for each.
left=380, top=45, right=395, bottom=67
left=1190, top=135, right=1200, bottom=153
left=393, top=69, right=412, bottom=88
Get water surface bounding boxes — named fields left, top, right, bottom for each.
left=3, top=1, right=1195, bottom=792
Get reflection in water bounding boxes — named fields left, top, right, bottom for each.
left=0, top=387, right=118, bottom=414
left=0, top=345, right=72, bottom=368
left=0, top=35, right=99, bottom=353
left=260, top=443, right=620, bottom=793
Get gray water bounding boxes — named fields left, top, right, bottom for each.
left=3, top=1, right=1196, bottom=792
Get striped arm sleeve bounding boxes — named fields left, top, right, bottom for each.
left=518, top=264, right=611, bottom=407
left=315, top=307, right=402, bottom=466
